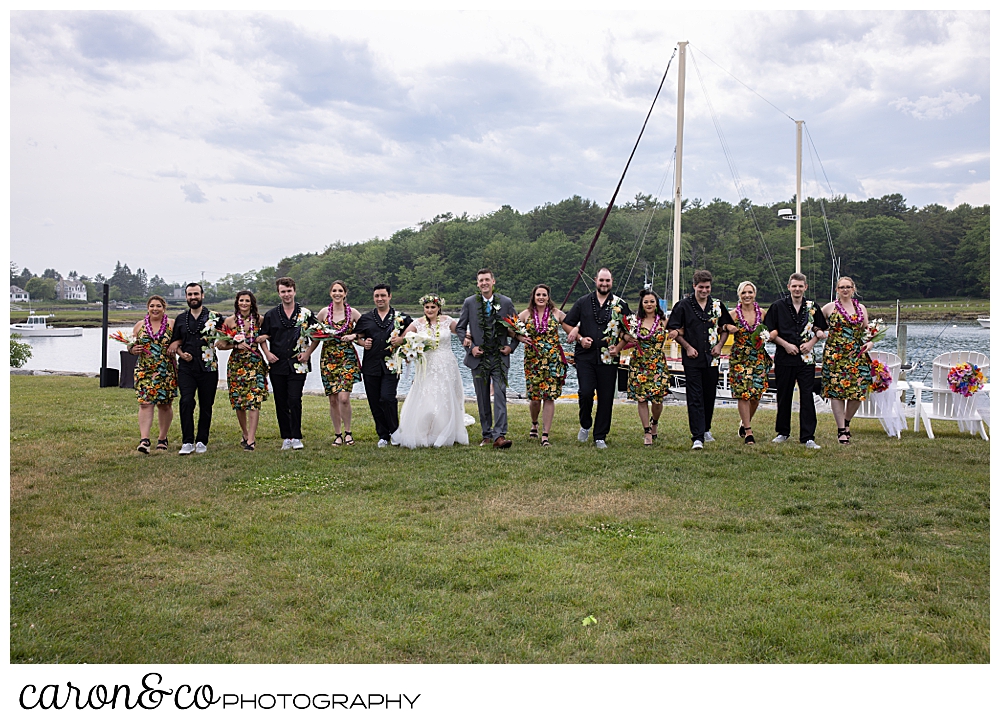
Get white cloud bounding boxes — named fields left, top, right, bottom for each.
left=256, top=192, right=273, bottom=203
left=890, top=89, right=981, bottom=120
left=181, top=183, right=208, bottom=203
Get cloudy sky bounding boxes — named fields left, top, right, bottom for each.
left=9, top=8, right=990, bottom=286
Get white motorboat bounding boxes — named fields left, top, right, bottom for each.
left=10, top=312, right=84, bottom=337
left=977, top=317, right=989, bottom=329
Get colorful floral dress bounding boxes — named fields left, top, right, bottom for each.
left=821, top=309, right=873, bottom=399
left=626, top=321, right=670, bottom=402
left=728, top=326, right=773, bottom=400
left=320, top=318, right=362, bottom=395
left=133, top=326, right=178, bottom=405
left=523, top=313, right=567, bottom=400
left=227, top=346, right=269, bottom=410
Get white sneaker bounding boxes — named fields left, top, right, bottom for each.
left=291, top=438, right=304, bottom=450
left=194, top=442, right=207, bottom=454
left=377, top=439, right=389, bottom=448
left=178, top=443, right=195, bottom=455
left=804, top=439, right=822, bottom=450
left=691, top=440, right=704, bottom=450
left=595, top=440, right=607, bottom=450
left=772, top=434, right=790, bottom=443
left=703, top=431, right=715, bottom=442
left=281, top=439, right=293, bottom=450
left=577, top=428, right=590, bottom=442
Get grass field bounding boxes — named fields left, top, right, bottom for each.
left=9, top=376, right=990, bottom=663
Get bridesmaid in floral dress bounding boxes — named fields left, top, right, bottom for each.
left=615, top=289, right=670, bottom=446
left=304, top=280, right=362, bottom=446
left=515, top=284, right=567, bottom=446
left=723, top=281, right=773, bottom=445
left=217, top=291, right=269, bottom=451
left=131, top=295, right=177, bottom=453
left=821, top=276, right=874, bottom=445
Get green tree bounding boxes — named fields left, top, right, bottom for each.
left=10, top=334, right=32, bottom=368
left=25, top=276, right=56, bottom=301
left=836, top=216, right=931, bottom=298
left=954, top=215, right=990, bottom=296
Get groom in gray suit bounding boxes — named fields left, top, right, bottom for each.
left=457, top=268, right=520, bottom=448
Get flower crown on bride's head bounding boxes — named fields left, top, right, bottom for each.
left=419, top=293, right=444, bottom=308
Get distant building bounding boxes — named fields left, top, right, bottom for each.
left=170, top=287, right=185, bottom=300
left=55, top=279, right=87, bottom=301
left=10, top=285, right=29, bottom=303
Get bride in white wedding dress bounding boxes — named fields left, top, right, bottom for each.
left=390, top=294, right=471, bottom=448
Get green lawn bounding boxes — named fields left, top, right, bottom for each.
left=9, top=376, right=989, bottom=663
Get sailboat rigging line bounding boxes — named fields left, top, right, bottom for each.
left=688, top=43, right=796, bottom=122
left=804, top=126, right=840, bottom=297
left=617, top=161, right=673, bottom=298
left=560, top=47, right=678, bottom=310
left=690, top=50, right=783, bottom=294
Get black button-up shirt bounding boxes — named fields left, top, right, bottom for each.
left=169, top=307, right=218, bottom=374
left=354, top=307, right=413, bottom=376
left=764, top=297, right=828, bottom=367
left=261, top=304, right=316, bottom=375
left=563, top=292, right=632, bottom=363
left=667, top=294, right=734, bottom=368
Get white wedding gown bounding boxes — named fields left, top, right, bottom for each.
left=391, top=317, right=471, bottom=448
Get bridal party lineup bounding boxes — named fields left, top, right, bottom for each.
left=119, top=267, right=886, bottom=454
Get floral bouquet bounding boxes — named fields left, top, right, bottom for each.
left=869, top=359, right=893, bottom=393
left=947, top=363, right=987, bottom=397
left=748, top=321, right=770, bottom=350
left=204, top=325, right=240, bottom=346
left=602, top=296, right=625, bottom=344
left=387, top=328, right=439, bottom=372
left=301, top=321, right=339, bottom=341
left=867, top=318, right=888, bottom=345
left=109, top=329, right=149, bottom=355
left=500, top=315, right=535, bottom=348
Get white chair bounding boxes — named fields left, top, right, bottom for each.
left=855, top=351, right=907, bottom=437
left=911, top=351, right=989, bottom=440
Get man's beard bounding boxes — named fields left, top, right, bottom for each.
left=188, top=299, right=202, bottom=310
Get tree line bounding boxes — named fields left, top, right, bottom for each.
left=12, top=192, right=989, bottom=308
left=249, top=193, right=990, bottom=307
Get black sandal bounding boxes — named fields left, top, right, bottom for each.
left=332, top=433, right=343, bottom=447
left=529, top=423, right=539, bottom=440
left=156, top=438, right=168, bottom=451
left=650, top=418, right=659, bottom=440
left=739, top=424, right=746, bottom=438
left=744, top=428, right=755, bottom=445
left=243, top=440, right=255, bottom=452
left=838, top=427, right=850, bottom=445
left=344, top=431, right=355, bottom=446
left=136, top=438, right=151, bottom=454
left=643, top=426, right=653, bottom=446
left=844, top=422, right=852, bottom=440
left=541, top=432, right=550, bottom=447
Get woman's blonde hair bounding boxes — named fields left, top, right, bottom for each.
left=736, top=280, right=756, bottom=296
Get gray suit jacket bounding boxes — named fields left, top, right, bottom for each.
left=455, top=293, right=520, bottom=369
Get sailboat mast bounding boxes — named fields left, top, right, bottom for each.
left=795, top=120, right=803, bottom=274
left=671, top=41, right=688, bottom=306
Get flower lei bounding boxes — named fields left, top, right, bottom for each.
left=834, top=297, right=864, bottom=326
left=532, top=305, right=551, bottom=334
left=869, top=359, right=893, bottom=393
left=144, top=313, right=168, bottom=341
left=474, top=290, right=506, bottom=385
left=599, top=294, right=625, bottom=365
left=947, top=363, right=987, bottom=397
left=799, top=300, right=817, bottom=364
left=325, top=301, right=353, bottom=336
left=292, top=306, right=313, bottom=374
left=734, top=301, right=761, bottom=332
left=235, top=312, right=257, bottom=346
left=629, top=312, right=662, bottom=341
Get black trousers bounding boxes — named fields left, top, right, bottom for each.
left=683, top=365, right=719, bottom=442
left=576, top=356, right=618, bottom=441
left=364, top=372, right=401, bottom=441
left=270, top=372, right=306, bottom=440
left=775, top=364, right=818, bottom=442
left=177, top=366, right=218, bottom=445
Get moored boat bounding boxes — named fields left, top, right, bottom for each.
left=977, top=317, right=989, bottom=329
left=10, top=312, right=84, bottom=337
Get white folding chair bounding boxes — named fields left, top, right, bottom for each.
left=855, top=352, right=906, bottom=437
left=911, top=351, right=989, bottom=440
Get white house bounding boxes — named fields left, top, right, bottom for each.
left=55, top=279, right=88, bottom=301
left=10, top=285, right=29, bottom=303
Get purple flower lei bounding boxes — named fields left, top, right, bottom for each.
left=326, top=301, right=353, bottom=335
left=632, top=313, right=662, bottom=340
left=532, top=305, right=550, bottom=334
left=735, top=301, right=762, bottom=332
left=235, top=312, right=256, bottom=344
left=144, top=312, right=168, bottom=340
left=834, top=297, right=864, bottom=325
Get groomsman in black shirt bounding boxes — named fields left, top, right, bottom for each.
left=667, top=270, right=734, bottom=450
left=261, top=277, right=316, bottom=450
left=562, top=267, right=631, bottom=449
left=763, top=272, right=828, bottom=448
left=167, top=282, right=220, bottom=455
left=354, top=284, right=412, bottom=448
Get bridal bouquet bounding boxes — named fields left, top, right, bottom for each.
left=387, top=327, right=440, bottom=372
left=867, top=318, right=888, bottom=346
left=301, top=320, right=339, bottom=341
left=109, top=329, right=149, bottom=355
